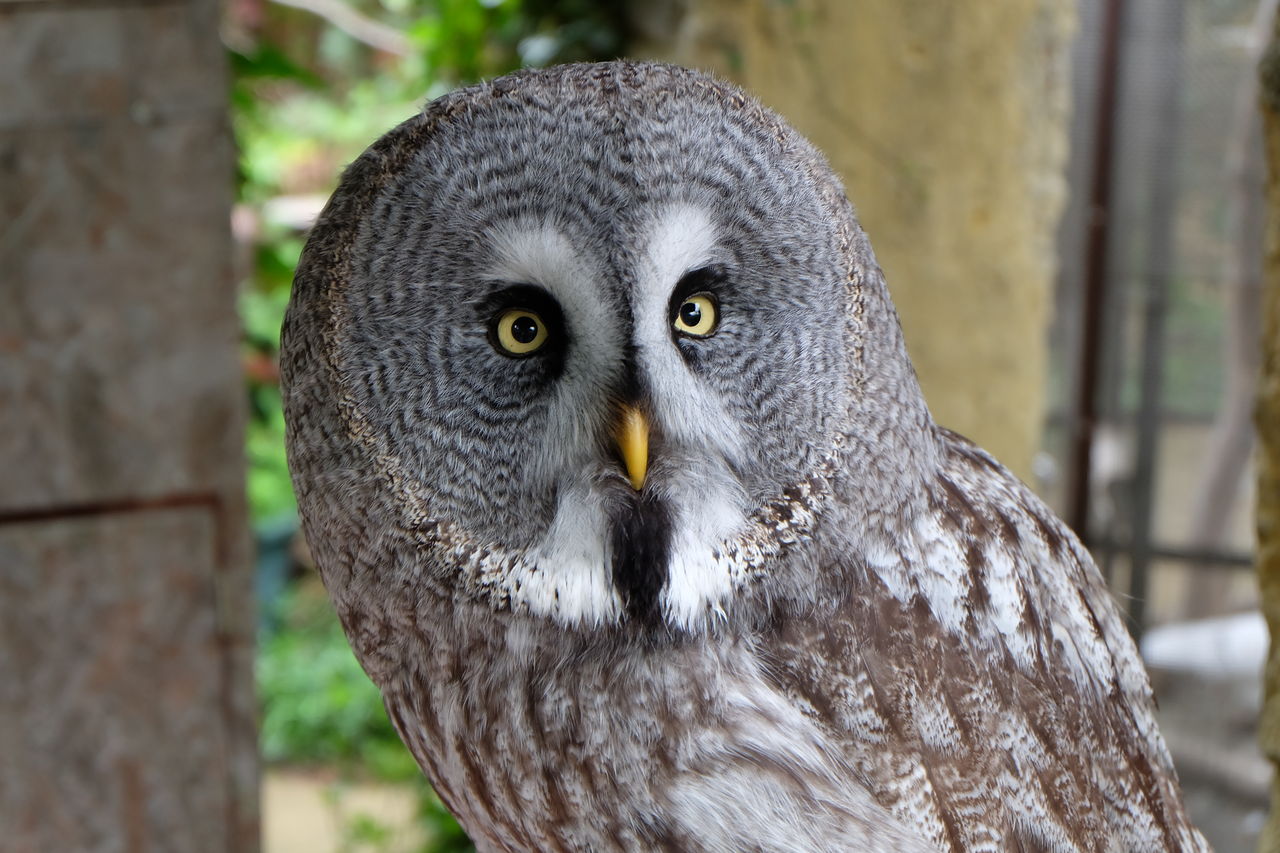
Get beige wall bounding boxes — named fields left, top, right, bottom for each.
left=638, top=0, right=1075, bottom=482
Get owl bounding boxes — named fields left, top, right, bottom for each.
left=281, top=62, right=1207, bottom=852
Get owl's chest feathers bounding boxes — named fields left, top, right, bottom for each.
left=380, top=608, right=915, bottom=852
left=353, top=439, right=1190, bottom=852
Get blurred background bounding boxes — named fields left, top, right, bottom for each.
left=3, top=0, right=1278, bottom=851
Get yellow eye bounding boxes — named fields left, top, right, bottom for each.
left=673, top=293, right=718, bottom=337
left=493, top=308, right=548, bottom=356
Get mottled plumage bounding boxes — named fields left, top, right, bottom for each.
left=281, top=61, right=1207, bottom=851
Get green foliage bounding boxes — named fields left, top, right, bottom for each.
left=1111, top=273, right=1226, bottom=419
left=342, top=812, right=396, bottom=849
left=1161, top=273, right=1227, bottom=418
left=259, top=582, right=471, bottom=851
left=241, top=272, right=297, bottom=522
left=258, top=582, right=417, bottom=779
left=415, top=795, right=476, bottom=853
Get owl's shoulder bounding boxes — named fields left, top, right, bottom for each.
left=761, top=427, right=1206, bottom=850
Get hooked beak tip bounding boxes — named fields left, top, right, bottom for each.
left=615, top=406, right=649, bottom=491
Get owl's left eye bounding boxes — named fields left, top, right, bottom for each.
left=492, top=308, right=549, bottom=356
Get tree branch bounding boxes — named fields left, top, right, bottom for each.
left=269, top=0, right=412, bottom=57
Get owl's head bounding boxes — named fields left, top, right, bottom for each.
left=282, top=62, right=934, bottom=634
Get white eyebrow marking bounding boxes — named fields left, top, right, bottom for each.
left=632, top=203, right=745, bottom=466
left=481, top=218, right=620, bottom=391
left=644, top=204, right=721, bottom=294
left=485, top=220, right=584, bottom=289
left=632, top=203, right=752, bottom=628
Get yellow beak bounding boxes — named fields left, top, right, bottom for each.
left=615, top=405, right=649, bottom=491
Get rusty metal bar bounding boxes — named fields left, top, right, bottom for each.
left=1067, top=0, right=1127, bottom=540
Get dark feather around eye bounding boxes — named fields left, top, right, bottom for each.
left=480, top=283, right=567, bottom=373
left=667, top=265, right=727, bottom=324
left=480, top=283, right=565, bottom=323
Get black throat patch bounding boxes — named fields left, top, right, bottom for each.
left=609, top=492, right=673, bottom=626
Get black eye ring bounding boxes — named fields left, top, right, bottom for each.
left=483, top=284, right=565, bottom=362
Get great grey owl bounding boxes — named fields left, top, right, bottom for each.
left=281, top=62, right=1207, bottom=852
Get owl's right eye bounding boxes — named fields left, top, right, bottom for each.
left=492, top=308, right=549, bottom=356
left=673, top=293, right=718, bottom=338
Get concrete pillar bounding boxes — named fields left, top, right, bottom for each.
left=0, top=2, right=258, bottom=850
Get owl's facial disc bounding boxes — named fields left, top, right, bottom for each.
left=461, top=208, right=764, bottom=629
left=330, top=91, right=847, bottom=631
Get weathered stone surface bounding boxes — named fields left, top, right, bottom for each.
left=0, top=4, right=241, bottom=511
left=0, top=1, right=257, bottom=850
left=0, top=509, right=237, bottom=853
left=0, top=0, right=225, bottom=128
left=638, top=0, right=1075, bottom=482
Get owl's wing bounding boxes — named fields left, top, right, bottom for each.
left=768, top=429, right=1208, bottom=853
